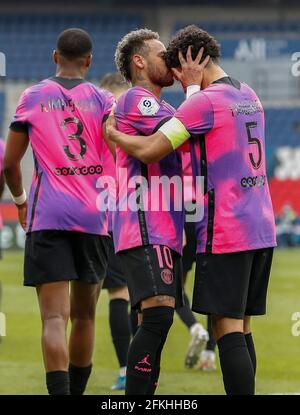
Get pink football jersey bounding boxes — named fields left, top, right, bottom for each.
left=114, top=86, right=184, bottom=254
left=174, top=77, right=277, bottom=254
left=10, top=77, right=114, bottom=235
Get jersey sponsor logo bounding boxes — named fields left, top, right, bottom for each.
left=161, top=269, right=174, bottom=285
left=241, top=174, right=266, bottom=188
left=138, top=97, right=160, bottom=116
left=54, top=164, right=103, bottom=176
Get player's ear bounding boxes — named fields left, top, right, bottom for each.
left=86, top=54, right=92, bottom=68
left=53, top=50, right=58, bottom=64
left=132, top=54, right=145, bottom=70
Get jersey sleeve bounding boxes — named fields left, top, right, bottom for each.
left=102, top=90, right=115, bottom=123
left=101, top=89, right=115, bottom=124
left=10, top=89, right=31, bottom=132
left=116, top=88, right=172, bottom=135
left=158, top=92, right=214, bottom=150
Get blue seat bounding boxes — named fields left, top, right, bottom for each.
left=0, top=14, right=143, bottom=79
left=174, top=20, right=300, bottom=34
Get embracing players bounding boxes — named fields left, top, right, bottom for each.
left=107, top=25, right=277, bottom=395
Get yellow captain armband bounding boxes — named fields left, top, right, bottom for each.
left=158, top=117, right=190, bottom=150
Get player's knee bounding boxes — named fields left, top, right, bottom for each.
left=70, top=309, right=95, bottom=323
left=142, top=295, right=175, bottom=309
left=42, top=314, right=68, bottom=337
left=108, top=286, right=129, bottom=301
left=141, top=306, right=174, bottom=338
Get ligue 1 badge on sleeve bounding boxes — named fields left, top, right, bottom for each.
left=138, top=97, right=160, bottom=116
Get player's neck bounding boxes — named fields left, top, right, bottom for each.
left=202, top=65, right=228, bottom=89
left=55, top=66, right=86, bottom=80
left=132, top=74, right=161, bottom=99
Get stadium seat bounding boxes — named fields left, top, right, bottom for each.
left=174, top=20, right=300, bottom=35
left=0, top=14, right=143, bottom=79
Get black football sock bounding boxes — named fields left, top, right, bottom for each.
left=69, top=363, right=92, bottom=395
left=46, top=371, right=70, bottom=395
left=146, top=333, right=167, bottom=395
left=217, top=332, right=255, bottom=395
left=126, top=306, right=174, bottom=395
left=130, top=308, right=139, bottom=336
left=206, top=315, right=216, bottom=351
left=176, top=292, right=197, bottom=329
left=245, top=332, right=257, bottom=375
left=109, top=299, right=131, bottom=369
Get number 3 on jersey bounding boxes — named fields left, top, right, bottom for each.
left=61, top=117, right=87, bottom=161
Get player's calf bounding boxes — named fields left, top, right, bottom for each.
left=212, top=316, right=255, bottom=395
left=69, top=281, right=101, bottom=395
left=126, top=300, right=175, bottom=395
left=37, top=282, right=70, bottom=395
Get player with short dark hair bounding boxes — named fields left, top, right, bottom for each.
left=4, top=28, right=114, bottom=395
left=113, top=29, right=184, bottom=395
left=164, top=25, right=221, bottom=69
left=107, top=25, right=277, bottom=395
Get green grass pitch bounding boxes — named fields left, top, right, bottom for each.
left=0, top=249, right=300, bottom=395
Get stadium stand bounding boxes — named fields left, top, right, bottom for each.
left=174, top=20, right=300, bottom=34
left=0, top=14, right=142, bottom=79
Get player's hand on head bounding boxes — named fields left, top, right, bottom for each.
left=17, top=201, right=28, bottom=231
left=171, top=46, right=210, bottom=91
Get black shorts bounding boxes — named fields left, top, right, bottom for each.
left=24, top=230, right=109, bottom=287
left=102, top=235, right=127, bottom=290
left=118, top=244, right=184, bottom=311
left=183, top=220, right=196, bottom=275
left=192, top=247, right=274, bottom=319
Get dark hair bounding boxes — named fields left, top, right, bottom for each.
left=57, top=28, right=93, bottom=60
left=115, top=28, right=159, bottom=82
left=100, top=72, right=128, bottom=91
left=165, top=25, right=221, bottom=69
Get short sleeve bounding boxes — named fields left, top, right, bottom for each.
left=103, top=91, right=115, bottom=121
left=175, top=91, right=214, bottom=136
left=116, top=88, right=172, bottom=135
left=101, top=90, right=115, bottom=123
left=10, top=89, right=31, bottom=132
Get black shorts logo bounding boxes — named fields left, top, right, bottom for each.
left=161, top=269, right=174, bottom=285
left=54, top=165, right=103, bottom=176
